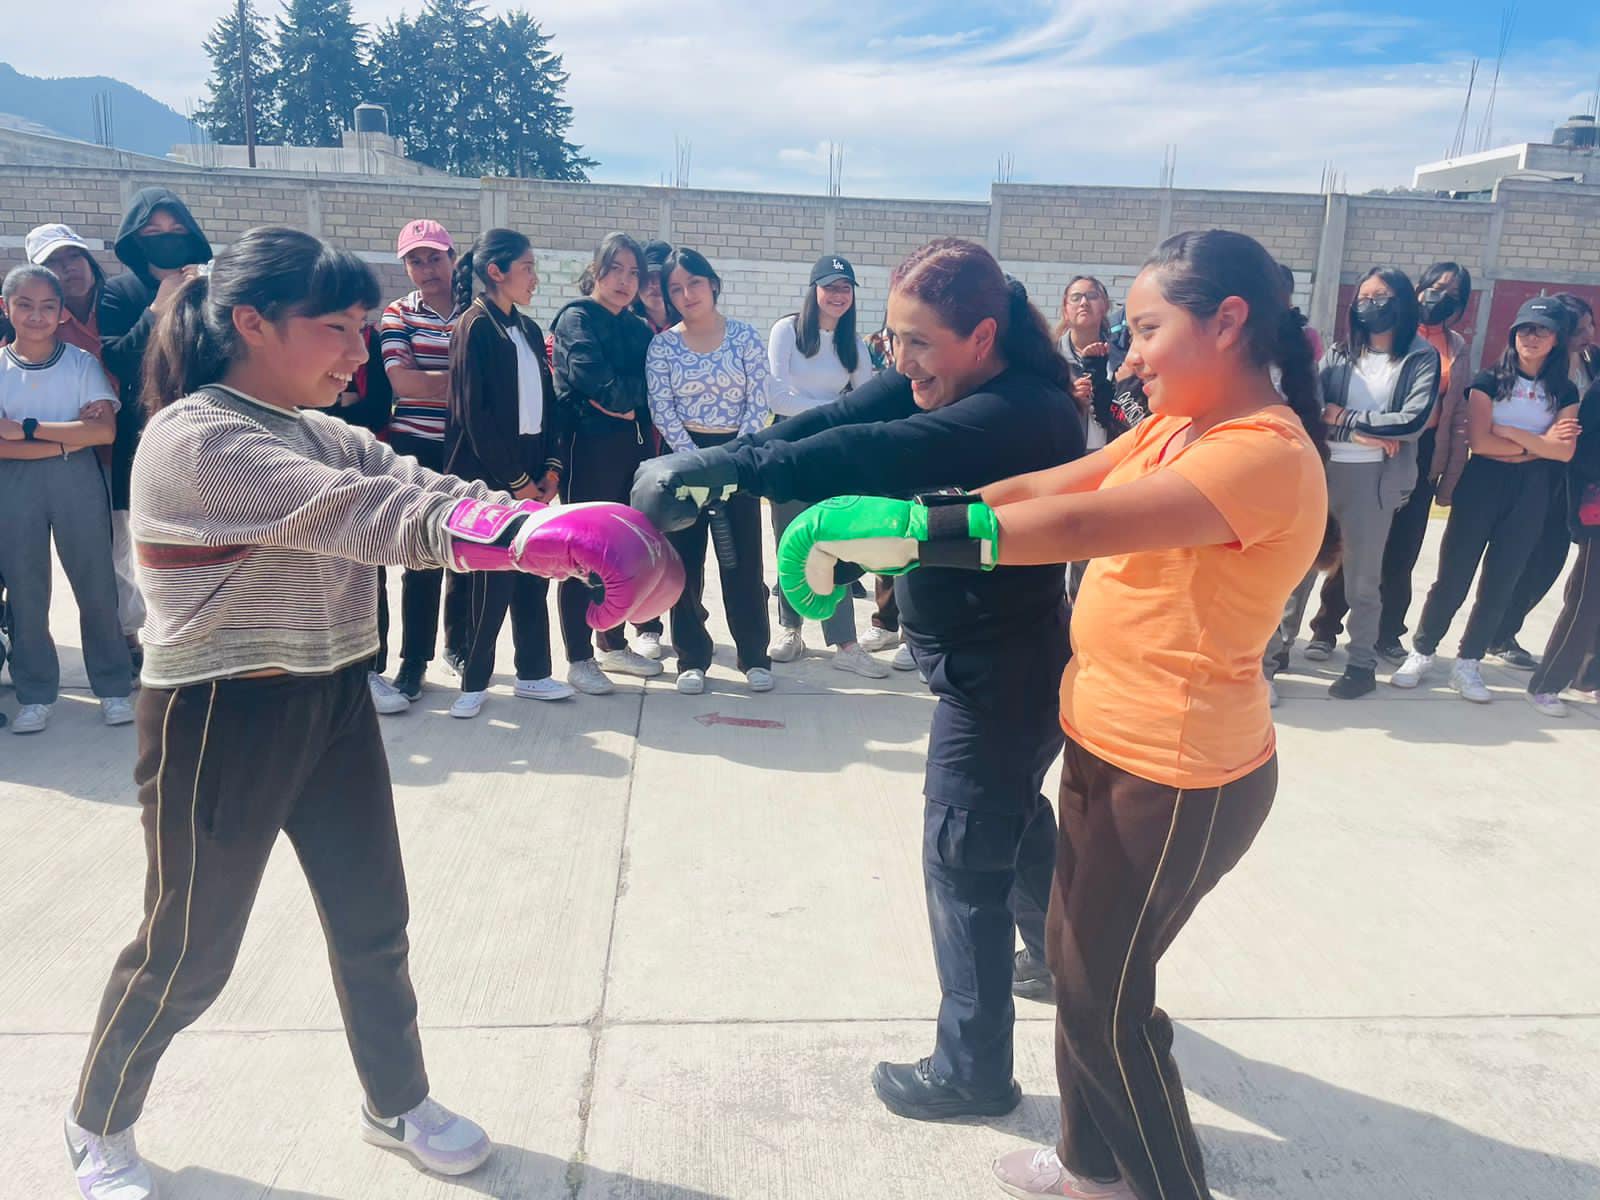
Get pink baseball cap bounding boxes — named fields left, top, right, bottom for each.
left=397, top=219, right=454, bottom=258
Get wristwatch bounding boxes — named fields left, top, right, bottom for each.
left=21, top=417, right=38, bottom=441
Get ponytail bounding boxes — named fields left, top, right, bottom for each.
left=143, top=275, right=227, bottom=412
left=1273, top=306, right=1327, bottom=461
left=1001, top=277, right=1073, bottom=393
left=455, top=228, right=534, bottom=312
left=140, top=225, right=380, bottom=415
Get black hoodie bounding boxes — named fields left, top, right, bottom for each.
left=551, top=298, right=655, bottom=438
left=98, top=188, right=213, bottom=510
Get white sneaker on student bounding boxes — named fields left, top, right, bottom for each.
left=567, top=659, right=615, bottom=695
left=515, top=676, right=576, bottom=701
left=858, top=626, right=900, bottom=653
left=359, top=1096, right=492, bottom=1176
left=1525, top=690, right=1569, bottom=717
left=600, top=647, right=664, bottom=678
left=65, top=1116, right=156, bottom=1200
left=12, top=702, right=51, bottom=734
left=745, top=667, right=775, bottom=692
left=676, top=668, right=706, bottom=695
left=891, top=643, right=917, bottom=672
left=368, top=672, right=410, bottom=715
left=449, top=691, right=487, bottom=719
left=634, top=632, right=664, bottom=660
left=833, top=643, right=891, bottom=678
left=1449, top=658, right=1492, bottom=703
left=101, top=696, right=135, bottom=727
left=1390, top=651, right=1433, bottom=689
left=768, top=627, right=805, bottom=662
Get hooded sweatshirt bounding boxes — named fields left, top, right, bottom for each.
left=551, top=298, right=655, bottom=438
left=98, top=188, right=213, bottom=510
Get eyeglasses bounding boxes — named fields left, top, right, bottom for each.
left=1065, top=292, right=1104, bottom=306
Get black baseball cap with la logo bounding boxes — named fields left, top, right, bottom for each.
left=810, top=255, right=857, bottom=287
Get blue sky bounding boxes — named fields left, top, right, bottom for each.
left=10, top=0, right=1600, bottom=198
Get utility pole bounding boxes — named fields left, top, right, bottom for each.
left=239, top=0, right=258, bottom=166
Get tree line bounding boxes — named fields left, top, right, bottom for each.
left=196, top=0, right=594, bottom=181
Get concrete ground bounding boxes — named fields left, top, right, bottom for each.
left=3, top=515, right=1599, bottom=1200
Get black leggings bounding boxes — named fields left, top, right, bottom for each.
left=1414, top=456, right=1557, bottom=661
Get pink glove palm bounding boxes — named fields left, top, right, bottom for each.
left=447, top=498, right=684, bottom=629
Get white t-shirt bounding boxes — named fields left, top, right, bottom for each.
left=0, top=343, right=117, bottom=423
left=505, top=325, right=546, bottom=436
left=1494, top=374, right=1560, bottom=435
left=766, top=316, right=873, bottom=418
left=1330, top=351, right=1403, bottom=464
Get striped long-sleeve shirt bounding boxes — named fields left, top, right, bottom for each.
left=132, top=384, right=508, bottom=687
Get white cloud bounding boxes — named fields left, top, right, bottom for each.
left=4, top=0, right=1595, bottom=199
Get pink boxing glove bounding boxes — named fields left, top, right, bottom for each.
left=445, top=497, right=685, bottom=630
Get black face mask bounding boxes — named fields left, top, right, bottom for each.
left=1417, top=289, right=1458, bottom=327
left=1352, top=296, right=1398, bottom=335
left=139, top=232, right=201, bottom=271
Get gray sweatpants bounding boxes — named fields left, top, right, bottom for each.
left=1265, top=567, right=1319, bottom=675
left=1325, top=459, right=1402, bottom=670
left=770, top=498, right=858, bottom=646
left=0, top=452, right=132, bottom=704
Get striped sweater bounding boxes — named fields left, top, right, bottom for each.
left=132, top=385, right=507, bottom=687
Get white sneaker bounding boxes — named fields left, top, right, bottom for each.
left=1449, top=658, right=1492, bottom=703
left=1525, top=690, right=1569, bottom=717
left=1390, top=650, right=1433, bottom=689
left=676, top=668, right=706, bottom=695
left=65, top=1116, right=156, bottom=1200
left=450, top=691, right=486, bottom=719
left=359, top=1096, right=492, bottom=1177
left=600, top=647, right=664, bottom=678
left=768, top=627, right=805, bottom=662
left=745, top=667, right=775, bottom=692
left=515, top=676, right=575, bottom=701
left=101, top=696, right=135, bottom=727
left=991, top=1143, right=1135, bottom=1198
left=12, top=702, right=51, bottom=734
left=634, top=632, right=664, bottom=660
left=858, top=626, right=900, bottom=652
left=368, top=671, right=410, bottom=715
left=567, top=658, right=616, bottom=695
left=833, top=643, right=891, bottom=678
left=891, top=643, right=917, bottom=672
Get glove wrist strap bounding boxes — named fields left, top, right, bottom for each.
left=912, top=492, right=999, bottom=570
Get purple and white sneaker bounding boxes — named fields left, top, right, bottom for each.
left=65, top=1116, right=156, bottom=1199
left=360, top=1096, right=492, bottom=1176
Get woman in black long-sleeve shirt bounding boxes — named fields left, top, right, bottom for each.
left=445, top=228, right=570, bottom=719
left=633, top=238, right=1085, bottom=1121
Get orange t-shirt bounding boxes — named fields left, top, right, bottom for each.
left=1059, top=406, right=1328, bottom=788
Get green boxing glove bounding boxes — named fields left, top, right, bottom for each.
left=777, top=492, right=1001, bottom=621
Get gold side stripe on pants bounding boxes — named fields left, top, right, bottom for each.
left=1110, top=789, right=1186, bottom=1200
left=75, top=688, right=180, bottom=1122
left=94, top=683, right=216, bottom=1134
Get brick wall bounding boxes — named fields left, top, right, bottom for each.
left=997, top=185, right=1164, bottom=265
left=1169, top=191, right=1324, bottom=270
left=1342, top=196, right=1494, bottom=282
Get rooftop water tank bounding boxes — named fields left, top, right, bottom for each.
left=1553, top=114, right=1598, bottom=148
left=353, top=103, right=389, bottom=135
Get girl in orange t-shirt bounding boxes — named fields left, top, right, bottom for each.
left=768, top=230, right=1328, bottom=1200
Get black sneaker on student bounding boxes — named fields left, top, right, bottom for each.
left=1328, top=665, right=1377, bottom=699
left=442, top=649, right=467, bottom=678
left=871, top=1058, right=1021, bottom=1121
left=1374, top=639, right=1408, bottom=664
left=1490, top=641, right=1539, bottom=671
left=1012, top=948, right=1054, bottom=1002
left=393, top=661, right=426, bottom=701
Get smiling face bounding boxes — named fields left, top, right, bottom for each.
left=816, top=280, right=855, bottom=324
left=667, top=266, right=717, bottom=321
left=1121, top=267, right=1248, bottom=418
left=239, top=301, right=371, bottom=409
left=595, top=247, right=641, bottom=314
left=4, top=275, right=64, bottom=353
left=887, top=290, right=997, bottom=411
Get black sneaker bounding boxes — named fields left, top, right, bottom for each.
left=1374, top=639, right=1408, bottom=664
left=870, top=1058, right=1021, bottom=1121
left=1328, top=665, right=1377, bottom=699
left=1303, top=639, right=1334, bottom=662
left=393, top=661, right=425, bottom=701
left=1490, top=641, right=1539, bottom=671
left=1012, top=948, right=1054, bottom=1003
left=442, top=649, right=467, bottom=678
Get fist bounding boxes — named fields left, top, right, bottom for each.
left=777, top=496, right=921, bottom=622
left=516, top=502, right=686, bottom=629
left=630, top=449, right=740, bottom=533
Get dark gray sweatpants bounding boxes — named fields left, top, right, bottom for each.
left=0, top=451, right=132, bottom=704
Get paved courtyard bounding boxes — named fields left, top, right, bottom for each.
left=4, top=518, right=1599, bottom=1199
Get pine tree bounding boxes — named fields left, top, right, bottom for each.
left=492, top=10, right=594, bottom=181
left=271, top=0, right=372, bottom=147
left=196, top=0, right=279, bottom=144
